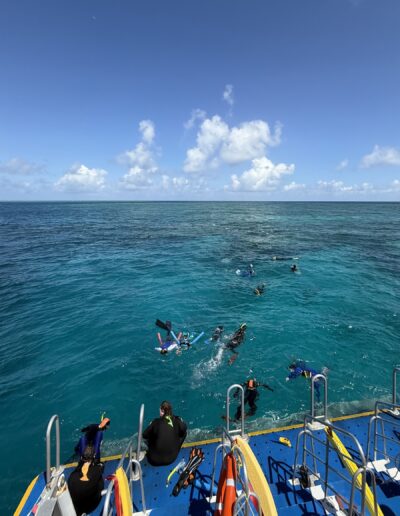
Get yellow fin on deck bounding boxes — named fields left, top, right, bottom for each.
left=279, top=437, right=292, bottom=447
left=324, top=428, right=383, bottom=516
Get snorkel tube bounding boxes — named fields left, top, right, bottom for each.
left=170, top=330, right=181, bottom=344
left=190, top=331, right=205, bottom=345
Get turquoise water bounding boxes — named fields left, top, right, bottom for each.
left=1, top=201, right=399, bottom=512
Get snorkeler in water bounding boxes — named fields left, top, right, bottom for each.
left=254, top=283, right=266, bottom=296
left=291, top=264, right=298, bottom=272
left=211, top=325, right=224, bottom=341
left=233, top=379, right=274, bottom=420
left=225, top=323, right=247, bottom=365
left=236, top=264, right=256, bottom=277
left=155, top=319, right=181, bottom=354
left=286, top=360, right=326, bottom=400
left=272, top=256, right=299, bottom=261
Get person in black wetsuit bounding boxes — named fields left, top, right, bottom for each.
left=211, top=325, right=224, bottom=341
left=143, top=400, right=187, bottom=466
left=254, top=283, right=266, bottom=296
left=68, top=445, right=104, bottom=516
left=225, top=323, right=247, bottom=364
left=234, top=379, right=274, bottom=420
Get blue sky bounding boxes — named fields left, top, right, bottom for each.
left=1, top=0, right=399, bottom=201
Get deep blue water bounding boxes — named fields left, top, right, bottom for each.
left=1, top=201, right=399, bottom=513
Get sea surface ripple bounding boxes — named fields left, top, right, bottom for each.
left=1, top=201, right=399, bottom=512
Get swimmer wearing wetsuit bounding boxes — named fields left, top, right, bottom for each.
left=286, top=361, right=324, bottom=400
left=143, top=400, right=187, bottom=466
left=234, top=379, right=273, bottom=420
left=225, top=323, right=247, bottom=365
left=68, top=445, right=104, bottom=516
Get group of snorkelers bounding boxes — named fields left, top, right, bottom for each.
left=236, top=256, right=299, bottom=297
left=154, top=254, right=321, bottom=423
left=155, top=318, right=248, bottom=365
left=155, top=317, right=325, bottom=416
left=155, top=319, right=205, bottom=354
left=226, top=359, right=326, bottom=422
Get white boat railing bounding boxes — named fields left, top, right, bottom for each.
left=226, top=384, right=246, bottom=438
left=293, top=415, right=379, bottom=516
left=46, top=414, right=61, bottom=484
left=102, top=441, right=146, bottom=516
left=392, top=366, right=400, bottom=405
left=210, top=428, right=261, bottom=516
left=102, top=403, right=146, bottom=515
left=209, top=385, right=261, bottom=515
left=310, top=373, right=328, bottom=420
left=367, top=400, right=400, bottom=470
left=366, top=367, right=400, bottom=473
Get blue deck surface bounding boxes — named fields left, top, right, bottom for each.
left=17, top=413, right=400, bottom=515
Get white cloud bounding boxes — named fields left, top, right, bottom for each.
left=184, top=115, right=229, bottom=172
left=317, top=180, right=374, bottom=193
left=386, top=179, right=400, bottom=192
left=317, top=180, right=353, bottom=192
left=184, top=116, right=282, bottom=172
left=223, top=84, right=234, bottom=107
left=55, top=164, right=107, bottom=192
left=221, top=120, right=280, bottom=164
left=139, top=120, right=155, bottom=145
left=283, top=181, right=305, bottom=191
left=120, top=142, right=157, bottom=172
left=229, top=156, right=294, bottom=192
left=361, top=145, right=400, bottom=168
left=161, top=174, right=208, bottom=193
left=337, top=159, right=349, bottom=170
left=119, top=120, right=158, bottom=190
left=184, top=109, right=206, bottom=130
left=121, top=166, right=154, bottom=190
left=0, top=157, right=44, bottom=175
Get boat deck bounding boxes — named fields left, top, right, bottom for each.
left=16, top=411, right=400, bottom=515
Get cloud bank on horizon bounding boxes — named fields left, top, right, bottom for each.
left=3, top=85, right=399, bottom=200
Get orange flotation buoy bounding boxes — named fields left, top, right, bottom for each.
left=214, top=452, right=237, bottom=516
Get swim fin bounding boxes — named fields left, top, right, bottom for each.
left=228, top=354, right=238, bottom=366
left=155, top=319, right=172, bottom=332
left=172, top=448, right=204, bottom=497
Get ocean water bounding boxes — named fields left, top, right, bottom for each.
left=1, top=201, right=399, bottom=512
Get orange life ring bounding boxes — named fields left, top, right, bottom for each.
left=214, top=453, right=237, bottom=516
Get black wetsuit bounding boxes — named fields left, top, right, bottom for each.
left=143, top=415, right=187, bottom=466
left=254, top=284, right=265, bottom=295
left=211, top=326, right=224, bottom=341
left=226, top=326, right=246, bottom=352
left=67, top=461, right=104, bottom=516
left=234, top=382, right=273, bottom=420
left=235, top=388, right=259, bottom=420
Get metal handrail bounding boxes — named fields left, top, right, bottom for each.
left=233, top=489, right=261, bottom=516
left=293, top=415, right=379, bottom=516
left=310, top=373, right=328, bottom=420
left=230, top=441, right=261, bottom=516
left=210, top=428, right=261, bottom=515
left=136, top=403, right=144, bottom=460
left=224, top=428, right=261, bottom=514
left=367, top=399, right=400, bottom=469
left=393, top=367, right=400, bottom=405
left=210, top=443, right=231, bottom=498
left=46, top=414, right=61, bottom=484
left=226, top=384, right=245, bottom=438
left=102, top=439, right=147, bottom=515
